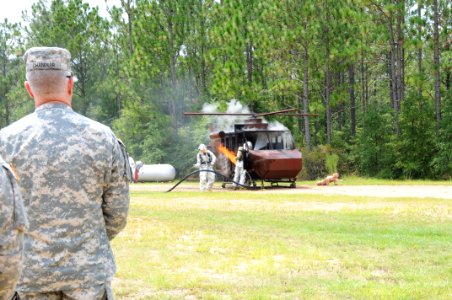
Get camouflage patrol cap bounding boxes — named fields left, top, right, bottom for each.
left=24, top=47, right=71, bottom=75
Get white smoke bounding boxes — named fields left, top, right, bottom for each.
left=202, top=99, right=289, bottom=132
left=268, top=121, right=288, bottom=131
left=226, top=99, right=251, bottom=114
left=202, top=99, right=252, bottom=132
left=201, top=102, right=219, bottom=113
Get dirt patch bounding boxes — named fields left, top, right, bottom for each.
left=131, top=184, right=452, bottom=199
left=259, top=185, right=452, bottom=199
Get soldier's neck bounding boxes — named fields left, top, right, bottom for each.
left=35, top=98, right=72, bottom=108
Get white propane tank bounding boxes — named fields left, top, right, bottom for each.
left=137, top=164, right=176, bottom=182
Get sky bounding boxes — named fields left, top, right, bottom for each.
left=0, top=0, right=122, bottom=24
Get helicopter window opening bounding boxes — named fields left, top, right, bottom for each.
left=254, top=133, right=269, bottom=150
left=268, top=133, right=280, bottom=150
left=283, top=132, right=295, bottom=149
left=275, top=135, right=283, bottom=149
left=263, top=133, right=276, bottom=150
left=241, top=132, right=294, bottom=150
left=270, top=135, right=277, bottom=149
left=238, top=134, right=245, bottom=149
left=242, top=134, right=256, bottom=150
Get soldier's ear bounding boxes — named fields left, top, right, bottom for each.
left=24, top=81, right=34, bottom=99
left=67, top=76, right=73, bottom=96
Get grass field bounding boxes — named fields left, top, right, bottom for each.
left=314, top=176, right=452, bottom=186
left=111, top=181, right=452, bottom=299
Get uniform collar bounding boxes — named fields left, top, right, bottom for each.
left=35, top=102, right=72, bottom=112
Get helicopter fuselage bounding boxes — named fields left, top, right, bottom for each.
left=209, top=123, right=302, bottom=184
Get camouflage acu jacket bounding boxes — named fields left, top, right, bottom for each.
left=0, top=102, right=130, bottom=292
left=0, top=155, right=27, bottom=299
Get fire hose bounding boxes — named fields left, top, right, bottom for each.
left=166, top=169, right=257, bottom=192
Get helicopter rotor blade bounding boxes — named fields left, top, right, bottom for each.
left=255, top=108, right=297, bottom=117
left=279, top=113, right=320, bottom=117
left=183, top=112, right=255, bottom=116
left=183, top=108, right=318, bottom=117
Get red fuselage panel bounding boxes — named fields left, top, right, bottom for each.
left=248, top=150, right=302, bottom=179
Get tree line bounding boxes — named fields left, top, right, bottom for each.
left=1, top=0, right=450, bottom=179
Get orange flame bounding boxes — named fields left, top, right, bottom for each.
left=217, top=144, right=236, bottom=165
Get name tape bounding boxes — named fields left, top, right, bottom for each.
left=26, top=62, right=69, bottom=71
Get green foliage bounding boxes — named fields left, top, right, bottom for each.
left=325, top=152, right=339, bottom=174
left=394, top=91, right=436, bottom=179
left=167, top=118, right=212, bottom=177
left=0, top=19, right=29, bottom=126
left=357, top=102, right=396, bottom=178
left=431, top=93, right=452, bottom=178
left=113, top=97, right=169, bottom=164
left=335, top=141, right=357, bottom=176
left=301, top=148, right=325, bottom=180
left=26, top=0, right=111, bottom=117
left=301, top=145, right=339, bottom=180
left=0, top=0, right=449, bottom=179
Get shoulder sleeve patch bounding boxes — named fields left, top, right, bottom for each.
left=117, top=139, right=134, bottom=182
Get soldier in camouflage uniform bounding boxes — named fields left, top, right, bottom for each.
left=0, top=155, right=28, bottom=300
left=0, top=47, right=131, bottom=299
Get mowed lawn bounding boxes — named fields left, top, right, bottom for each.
left=111, top=184, right=452, bottom=299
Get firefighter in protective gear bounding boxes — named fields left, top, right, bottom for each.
left=196, top=144, right=216, bottom=191
left=232, top=142, right=250, bottom=189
